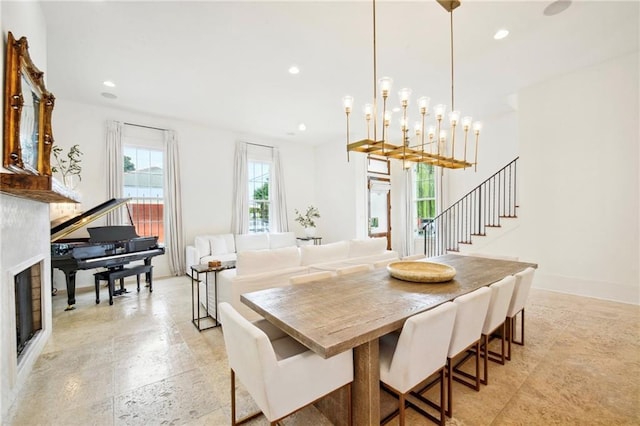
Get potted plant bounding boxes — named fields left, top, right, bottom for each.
left=51, top=144, right=83, bottom=189
left=294, top=205, right=320, bottom=237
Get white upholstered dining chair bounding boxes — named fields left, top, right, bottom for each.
left=446, top=286, right=491, bottom=417
left=379, top=302, right=457, bottom=426
left=506, top=267, right=536, bottom=360
left=481, top=275, right=516, bottom=385
left=219, top=302, right=354, bottom=426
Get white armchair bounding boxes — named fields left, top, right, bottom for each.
left=219, top=302, right=354, bottom=425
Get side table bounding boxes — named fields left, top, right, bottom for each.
left=296, top=236, right=322, bottom=246
left=190, top=262, right=235, bottom=331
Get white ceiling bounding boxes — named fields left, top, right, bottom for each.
left=40, top=1, right=639, bottom=145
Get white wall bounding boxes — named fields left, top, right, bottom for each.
left=51, top=99, right=316, bottom=290
left=447, top=108, right=520, bottom=206
left=482, top=52, right=639, bottom=304
left=313, top=139, right=366, bottom=243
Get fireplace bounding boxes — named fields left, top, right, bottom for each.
left=1, top=194, right=53, bottom=419
left=14, top=262, right=43, bottom=359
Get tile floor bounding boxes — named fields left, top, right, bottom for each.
left=5, top=275, right=639, bottom=425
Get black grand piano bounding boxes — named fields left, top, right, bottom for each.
left=51, top=198, right=165, bottom=310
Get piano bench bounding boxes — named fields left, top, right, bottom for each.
left=94, top=264, right=153, bottom=305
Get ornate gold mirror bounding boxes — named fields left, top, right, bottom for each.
left=3, top=31, right=55, bottom=175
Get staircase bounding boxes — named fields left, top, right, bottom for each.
left=423, top=157, right=519, bottom=257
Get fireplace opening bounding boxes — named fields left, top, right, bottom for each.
left=15, top=263, right=42, bottom=358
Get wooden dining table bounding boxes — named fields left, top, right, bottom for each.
left=241, top=254, right=538, bottom=425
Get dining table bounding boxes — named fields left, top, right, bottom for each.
left=241, top=253, right=538, bottom=425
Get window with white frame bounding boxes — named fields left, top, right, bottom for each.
left=414, top=163, right=436, bottom=236
left=248, top=160, right=271, bottom=233
left=123, top=143, right=165, bottom=243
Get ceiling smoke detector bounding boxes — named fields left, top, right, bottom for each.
left=543, top=0, right=572, bottom=17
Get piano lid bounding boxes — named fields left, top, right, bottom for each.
left=51, top=198, right=131, bottom=242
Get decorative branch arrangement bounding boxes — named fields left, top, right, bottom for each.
left=51, top=144, right=83, bottom=186
left=294, top=205, right=321, bottom=228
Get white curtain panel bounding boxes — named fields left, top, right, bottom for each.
left=105, top=120, right=124, bottom=225
left=271, top=147, right=289, bottom=232
left=403, top=167, right=414, bottom=257
left=231, top=142, right=249, bottom=234
left=163, top=130, right=185, bottom=275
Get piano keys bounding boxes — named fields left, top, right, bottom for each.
left=51, top=198, right=165, bottom=310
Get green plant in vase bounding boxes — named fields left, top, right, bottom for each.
left=294, top=205, right=320, bottom=237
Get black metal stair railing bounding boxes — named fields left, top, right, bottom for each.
left=423, top=157, right=519, bottom=257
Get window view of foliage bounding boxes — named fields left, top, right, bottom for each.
left=249, top=161, right=270, bottom=233
left=415, top=163, right=436, bottom=235
left=124, top=155, right=136, bottom=172
left=251, top=182, right=269, bottom=231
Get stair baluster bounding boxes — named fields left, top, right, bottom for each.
left=423, top=157, right=519, bottom=257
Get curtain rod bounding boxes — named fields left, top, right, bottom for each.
left=244, top=141, right=274, bottom=150
left=123, top=122, right=168, bottom=132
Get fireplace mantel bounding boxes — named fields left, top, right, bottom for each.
left=0, top=173, right=79, bottom=203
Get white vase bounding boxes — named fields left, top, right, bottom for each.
left=304, top=227, right=316, bottom=238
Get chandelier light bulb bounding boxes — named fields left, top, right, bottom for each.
left=449, top=110, right=461, bottom=125
left=379, top=76, right=393, bottom=98
left=363, top=103, right=373, bottom=119
left=473, top=121, right=483, bottom=134
left=399, top=117, right=409, bottom=131
left=342, top=95, right=354, bottom=113
left=414, top=121, right=422, bottom=135
left=417, top=96, right=430, bottom=114
left=427, top=125, right=436, bottom=138
left=384, top=110, right=392, bottom=125
left=439, top=130, right=447, bottom=141
left=462, top=116, right=473, bottom=129
left=434, top=104, right=446, bottom=120
left=398, top=88, right=412, bottom=106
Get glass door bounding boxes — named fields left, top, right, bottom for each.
left=368, top=177, right=391, bottom=249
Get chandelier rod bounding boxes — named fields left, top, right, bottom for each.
left=450, top=9, right=455, bottom=111
left=372, top=0, right=378, bottom=142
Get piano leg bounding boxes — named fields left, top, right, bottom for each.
left=144, top=257, right=153, bottom=289
left=63, top=270, right=77, bottom=311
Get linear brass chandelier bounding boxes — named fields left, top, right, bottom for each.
left=343, top=0, right=482, bottom=170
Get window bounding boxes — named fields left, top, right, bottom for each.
left=248, top=160, right=270, bottom=233
left=123, top=145, right=165, bottom=243
left=414, top=163, right=436, bottom=236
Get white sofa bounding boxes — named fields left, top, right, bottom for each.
left=207, top=238, right=399, bottom=321
left=185, top=232, right=297, bottom=272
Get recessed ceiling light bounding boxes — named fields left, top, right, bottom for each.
left=543, top=0, right=572, bottom=17
left=103, top=80, right=116, bottom=88
left=288, top=65, right=300, bottom=75
left=494, top=29, right=509, bottom=40
left=298, top=123, right=307, bottom=131
left=101, top=92, right=117, bottom=99
left=392, top=107, right=401, bottom=113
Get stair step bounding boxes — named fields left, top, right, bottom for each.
left=486, top=225, right=502, bottom=228
left=499, top=215, right=518, bottom=219
left=471, top=233, right=486, bottom=237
